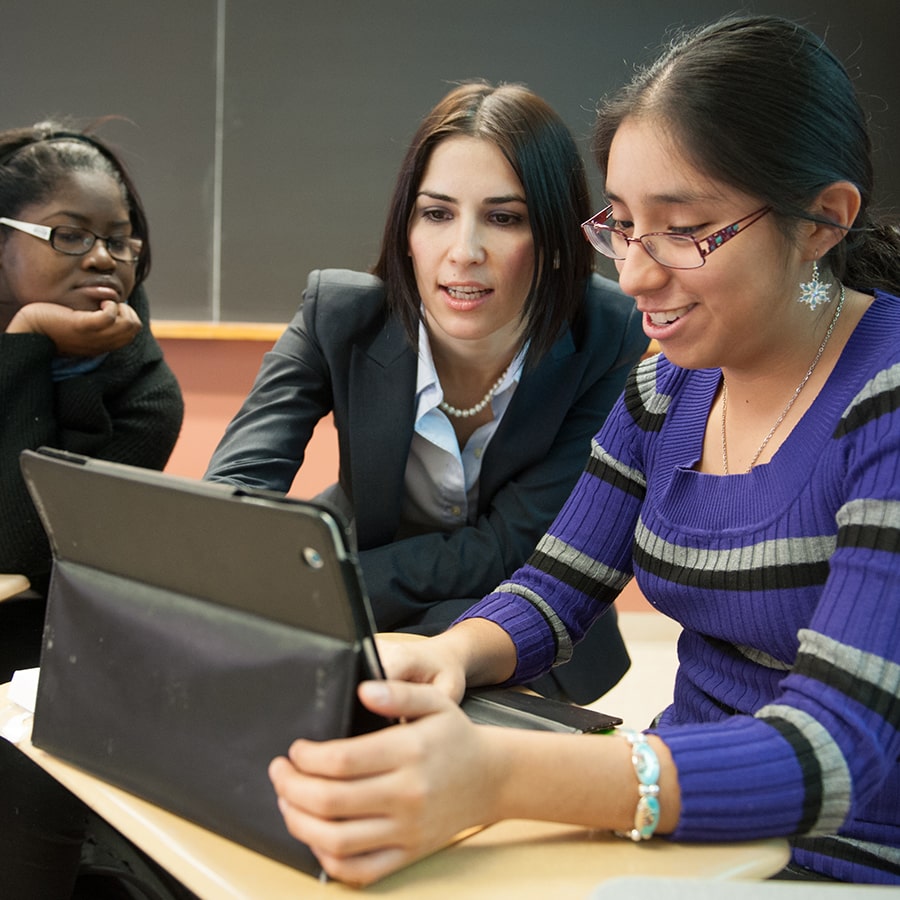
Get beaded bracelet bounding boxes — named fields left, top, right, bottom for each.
left=615, top=729, right=661, bottom=842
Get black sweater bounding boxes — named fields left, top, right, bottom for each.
left=0, top=285, right=184, bottom=591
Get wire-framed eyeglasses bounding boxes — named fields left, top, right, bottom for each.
left=580, top=205, right=771, bottom=269
left=0, top=216, right=143, bottom=264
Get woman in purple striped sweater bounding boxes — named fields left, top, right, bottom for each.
left=269, top=15, right=900, bottom=886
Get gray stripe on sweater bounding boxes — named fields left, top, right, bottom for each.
left=634, top=356, right=673, bottom=415
left=495, top=582, right=574, bottom=665
left=755, top=702, right=851, bottom=834
left=590, top=438, right=647, bottom=489
left=798, top=628, right=900, bottom=702
left=837, top=496, right=900, bottom=529
left=535, top=533, right=631, bottom=592
left=635, top=519, right=836, bottom=569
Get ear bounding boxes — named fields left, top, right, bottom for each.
left=802, top=180, right=862, bottom=260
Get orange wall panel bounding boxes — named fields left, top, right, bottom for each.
left=159, top=337, right=338, bottom=498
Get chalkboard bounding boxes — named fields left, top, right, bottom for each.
left=2, top=0, right=897, bottom=322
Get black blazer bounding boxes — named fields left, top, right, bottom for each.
left=207, top=269, right=648, bottom=702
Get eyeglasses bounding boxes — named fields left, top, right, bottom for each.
left=0, top=216, right=143, bottom=264
left=580, top=205, right=771, bottom=269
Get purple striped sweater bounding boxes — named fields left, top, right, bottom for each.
left=459, top=290, right=900, bottom=883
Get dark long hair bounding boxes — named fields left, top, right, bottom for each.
left=373, top=81, right=593, bottom=364
left=591, top=15, right=900, bottom=295
left=0, top=120, right=152, bottom=285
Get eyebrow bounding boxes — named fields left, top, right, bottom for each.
left=604, top=188, right=722, bottom=207
left=46, top=209, right=132, bottom=229
left=416, top=190, right=527, bottom=205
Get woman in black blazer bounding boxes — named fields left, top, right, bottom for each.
left=206, top=82, right=648, bottom=704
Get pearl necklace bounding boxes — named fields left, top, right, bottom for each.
left=721, top=284, right=845, bottom=475
left=439, top=363, right=513, bottom=419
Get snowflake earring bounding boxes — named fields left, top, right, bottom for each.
left=798, top=259, right=832, bottom=310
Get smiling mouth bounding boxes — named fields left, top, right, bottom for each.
left=647, top=305, right=692, bottom=326
left=444, top=285, right=491, bottom=301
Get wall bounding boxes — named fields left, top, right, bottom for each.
left=158, top=335, right=337, bottom=499
left=2, top=0, right=897, bottom=323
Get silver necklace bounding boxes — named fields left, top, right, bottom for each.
left=439, top=363, right=513, bottom=419
left=721, top=284, right=845, bottom=475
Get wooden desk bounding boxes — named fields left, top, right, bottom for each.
left=1, top=682, right=788, bottom=898
left=0, top=573, right=29, bottom=602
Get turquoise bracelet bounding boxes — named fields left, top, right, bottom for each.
left=615, top=729, right=661, bottom=842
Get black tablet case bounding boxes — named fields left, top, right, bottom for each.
left=21, top=447, right=385, bottom=876
left=20, top=447, right=621, bottom=877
